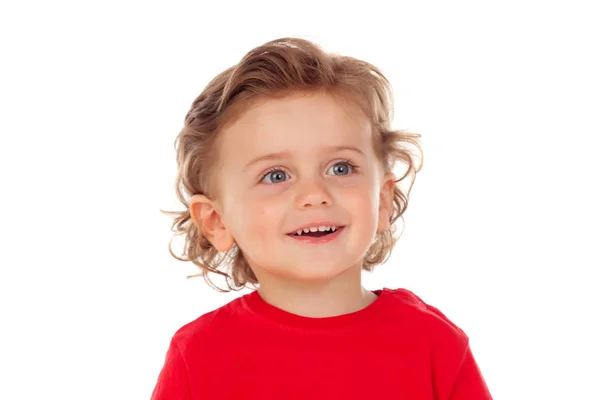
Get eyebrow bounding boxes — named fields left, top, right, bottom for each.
left=243, top=145, right=367, bottom=171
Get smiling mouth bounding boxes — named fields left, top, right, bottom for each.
left=287, top=226, right=345, bottom=237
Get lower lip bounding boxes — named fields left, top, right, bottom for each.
left=286, top=227, right=345, bottom=244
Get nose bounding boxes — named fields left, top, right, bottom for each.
left=293, top=177, right=333, bottom=209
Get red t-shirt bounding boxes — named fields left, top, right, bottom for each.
left=151, top=288, right=492, bottom=399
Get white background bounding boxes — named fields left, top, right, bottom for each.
left=1, top=1, right=598, bottom=399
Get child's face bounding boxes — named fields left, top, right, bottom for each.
left=192, top=91, right=395, bottom=284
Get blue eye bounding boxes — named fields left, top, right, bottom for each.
left=261, top=169, right=289, bottom=184
left=259, top=161, right=357, bottom=184
left=327, top=162, right=355, bottom=176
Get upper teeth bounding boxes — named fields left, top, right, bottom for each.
left=295, top=225, right=338, bottom=235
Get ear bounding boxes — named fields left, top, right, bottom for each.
left=377, top=173, right=396, bottom=232
left=189, top=194, right=235, bottom=252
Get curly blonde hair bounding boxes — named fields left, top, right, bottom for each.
left=161, top=37, right=423, bottom=292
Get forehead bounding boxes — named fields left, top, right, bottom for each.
left=219, top=91, right=373, bottom=163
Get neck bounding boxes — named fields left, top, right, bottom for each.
left=255, top=262, right=378, bottom=318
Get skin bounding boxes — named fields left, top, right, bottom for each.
left=190, top=90, right=396, bottom=318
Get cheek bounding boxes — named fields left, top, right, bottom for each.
left=339, top=182, right=380, bottom=227
left=240, top=194, right=286, bottom=238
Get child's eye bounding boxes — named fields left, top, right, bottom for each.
left=260, top=169, right=289, bottom=184
left=327, top=161, right=356, bottom=176
left=259, top=161, right=357, bottom=184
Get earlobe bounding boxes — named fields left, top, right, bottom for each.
left=190, top=194, right=235, bottom=252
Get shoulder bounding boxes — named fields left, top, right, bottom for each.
left=380, top=287, right=469, bottom=347
left=170, top=294, right=247, bottom=351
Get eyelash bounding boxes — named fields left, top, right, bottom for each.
left=259, top=159, right=359, bottom=183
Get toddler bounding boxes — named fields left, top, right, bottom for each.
left=152, top=37, right=492, bottom=399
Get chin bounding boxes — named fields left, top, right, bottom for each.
left=276, top=262, right=354, bottom=282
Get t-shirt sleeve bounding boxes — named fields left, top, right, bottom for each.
left=414, top=295, right=492, bottom=400
left=448, top=344, right=493, bottom=400
left=150, top=338, right=192, bottom=400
